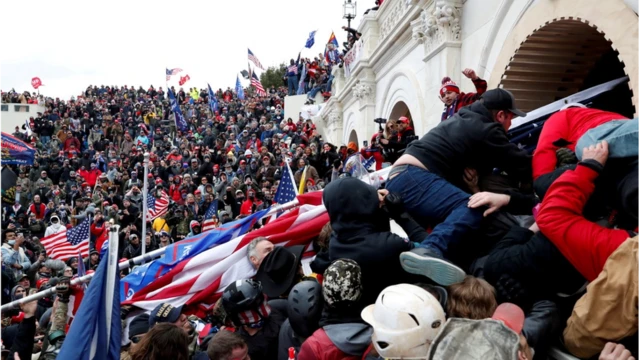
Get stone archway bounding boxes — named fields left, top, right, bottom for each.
left=348, top=129, right=359, bottom=146
left=486, top=0, right=637, bottom=116
left=388, top=101, right=414, bottom=128
left=498, top=18, right=635, bottom=117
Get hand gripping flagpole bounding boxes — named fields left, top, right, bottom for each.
left=141, top=152, right=150, bottom=255
left=1, top=225, right=121, bottom=312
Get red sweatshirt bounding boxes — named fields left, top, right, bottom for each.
left=532, top=108, right=628, bottom=179
left=536, top=163, right=630, bottom=281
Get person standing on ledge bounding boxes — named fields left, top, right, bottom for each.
left=440, top=68, right=488, bottom=121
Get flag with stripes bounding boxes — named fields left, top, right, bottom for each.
left=121, top=192, right=325, bottom=317
left=251, top=72, right=267, bottom=96
left=248, top=48, right=265, bottom=70
left=166, top=68, right=183, bottom=81
left=147, top=190, right=169, bottom=221
left=202, top=201, right=219, bottom=232
left=121, top=210, right=268, bottom=303
left=41, top=218, right=90, bottom=261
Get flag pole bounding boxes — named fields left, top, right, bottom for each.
left=0, top=198, right=304, bottom=312
left=1, top=224, right=121, bottom=312
left=141, top=152, right=150, bottom=255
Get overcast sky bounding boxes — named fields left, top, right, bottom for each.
left=1, top=0, right=367, bottom=99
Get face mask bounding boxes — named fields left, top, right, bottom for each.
left=8, top=240, right=16, bottom=246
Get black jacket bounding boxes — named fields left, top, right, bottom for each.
left=482, top=226, right=586, bottom=307
left=314, top=177, right=423, bottom=307
left=405, top=102, right=532, bottom=189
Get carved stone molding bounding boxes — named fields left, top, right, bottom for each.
left=379, top=0, right=413, bottom=42
left=413, top=0, right=462, bottom=56
left=328, top=109, right=342, bottom=125
left=353, top=81, right=374, bottom=101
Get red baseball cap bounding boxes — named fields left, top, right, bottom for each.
left=492, top=303, right=525, bottom=334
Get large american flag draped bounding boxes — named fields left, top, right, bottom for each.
left=122, top=192, right=326, bottom=317
left=247, top=48, right=265, bottom=70
left=41, top=218, right=90, bottom=260
left=147, top=190, right=170, bottom=221
left=201, top=201, right=219, bottom=232
left=166, top=68, right=183, bottom=81
left=251, top=72, right=267, bottom=96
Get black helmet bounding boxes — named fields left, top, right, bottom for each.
left=221, top=279, right=264, bottom=316
left=287, top=280, right=323, bottom=338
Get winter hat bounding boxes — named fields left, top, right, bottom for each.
left=426, top=318, right=520, bottom=360
left=347, top=142, right=358, bottom=153
left=439, top=77, right=460, bottom=97
left=190, top=220, right=200, bottom=229
left=129, top=313, right=150, bottom=338
left=322, top=258, right=362, bottom=308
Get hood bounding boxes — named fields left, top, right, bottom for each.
left=324, top=323, right=373, bottom=356
left=323, top=177, right=389, bottom=238
left=11, top=285, right=24, bottom=301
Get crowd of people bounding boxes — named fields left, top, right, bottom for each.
left=0, top=59, right=638, bottom=360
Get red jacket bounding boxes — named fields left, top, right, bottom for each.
left=536, top=163, right=630, bottom=281
left=532, top=108, right=627, bottom=179
left=441, top=77, right=487, bottom=121
left=63, top=137, right=81, bottom=151
left=29, top=203, right=46, bottom=220
left=298, top=328, right=363, bottom=360
left=77, top=169, right=102, bottom=187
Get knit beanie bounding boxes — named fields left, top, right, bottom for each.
left=439, top=77, right=460, bottom=97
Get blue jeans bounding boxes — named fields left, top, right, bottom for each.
left=576, top=118, right=638, bottom=160
left=326, top=75, right=334, bottom=94
left=308, top=85, right=323, bottom=100
left=40, top=136, right=50, bottom=145
left=386, top=166, right=483, bottom=257
left=287, top=76, right=298, bottom=95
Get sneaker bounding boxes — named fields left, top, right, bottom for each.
left=399, top=247, right=466, bottom=286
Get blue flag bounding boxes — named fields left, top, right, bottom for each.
left=0, top=132, right=36, bottom=165
left=120, top=209, right=268, bottom=302
left=305, top=30, right=317, bottom=48
left=167, top=88, right=188, bottom=132
left=235, top=75, right=245, bottom=100
left=207, top=83, right=219, bottom=113
left=58, top=235, right=120, bottom=360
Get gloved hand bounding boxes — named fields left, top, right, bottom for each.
left=556, top=147, right=578, bottom=168
left=383, top=192, right=405, bottom=218
left=55, top=276, right=71, bottom=303
left=494, top=273, right=532, bottom=309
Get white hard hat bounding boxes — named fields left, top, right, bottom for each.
left=361, top=284, right=446, bottom=359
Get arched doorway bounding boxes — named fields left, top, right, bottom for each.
left=388, top=101, right=412, bottom=121
left=348, top=129, right=359, bottom=146
left=498, top=18, right=635, bottom=117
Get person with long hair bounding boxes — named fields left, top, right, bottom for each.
left=130, top=323, right=189, bottom=360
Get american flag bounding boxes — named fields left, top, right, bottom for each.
left=251, top=72, right=267, bottom=97
left=275, top=162, right=298, bottom=204
left=147, top=190, right=170, bottom=221
left=121, top=192, right=326, bottom=317
left=41, top=218, right=90, bottom=260
left=247, top=48, right=265, bottom=70
left=201, top=201, right=219, bottom=232
left=166, top=68, right=183, bottom=81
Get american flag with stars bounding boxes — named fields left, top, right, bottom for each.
left=202, top=201, right=219, bottom=232
left=166, top=67, right=183, bottom=81
left=275, top=161, right=298, bottom=204
left=247, top=49, right=265, bottom=70
left=251, top=72, right=267, bottom=97
left=41, top=218, right=91, bottom=261
left=147, top=190, right=170, bottom=221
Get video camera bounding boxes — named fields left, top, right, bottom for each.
left=373, top=118, right=387, bottom=131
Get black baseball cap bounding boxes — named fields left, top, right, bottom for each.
left=480, top=89, right=526, bottom=117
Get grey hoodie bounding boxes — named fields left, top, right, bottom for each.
left=324, top=323, right=373, bottom=356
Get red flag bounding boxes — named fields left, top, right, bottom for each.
left=31, top=77, right=43, bottom=89
left=179, top=75, right=191, bottom=86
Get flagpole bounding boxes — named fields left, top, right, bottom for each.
left=1, top=224, right=121, bottom=312
left=141, top=152, right=150, bottom=255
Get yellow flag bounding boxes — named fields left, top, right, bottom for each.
left=298, top=166, right=307, bottom=195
